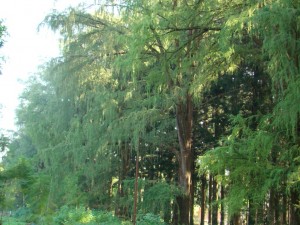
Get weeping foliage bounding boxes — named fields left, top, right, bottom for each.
left=200, top=115, right=275, bottom=215
left=15, top=2, right=180, bottom=216
left=199, top=0, right=300, bottom=222
left=4, top=0, right=300, bottom=224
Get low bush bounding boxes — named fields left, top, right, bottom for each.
left=1, top=216, right=27, bottom=225
left=137, top=212, right=166, bottom=225
left=53, top=205, right=122, bottom=225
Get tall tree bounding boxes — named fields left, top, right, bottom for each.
left=0, top=19, right=6, bottom=74
left=7, top=1, right=300, bottom=224
left=117, top=1, right=226, bottom=223
left=199, top=0, right=300, bottom=224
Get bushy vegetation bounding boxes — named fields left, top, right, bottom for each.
left=1, top=0, right=299, bottom=224
left=1, top=216, right=27, bottom=225
left=52, top=206, right=121, bottom=225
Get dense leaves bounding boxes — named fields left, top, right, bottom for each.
left=1, top=0, right=299, bottom=225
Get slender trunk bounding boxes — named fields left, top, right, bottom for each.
left=248, top=198, right=255, bottom=225
left=172, top=199, right=179, bottom=225
left=190, top=171, right=195, bottom=225
left=268, top=188, right=280, bottom=225
left=212, top=101, right=219, bottom=225
left=200, top=174, right=206, bottom=225
left=268, top=188, right=275, bottom=225
left=274, top=192, right=280, bottom=225
left=133, top=152, right=139, bottom=225
left=176, top=94, right=194, bottom=225
left=255, top=202, right=264, bottom=225
left=220, top=185, right=225, bottom=225
left=231, top=213, right=240, bottom=225
left=290, top=189, right=300, bottom=225
left=116, top=144, right=130, bottom=217
left=208, top=174, right=212, bottom=225
left=212, top=178, right=218, bottom=225
left=282, top=192, right=287, bottom=225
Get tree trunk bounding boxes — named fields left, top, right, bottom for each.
left=282, top=192, right=287, bottom=225
left=200, top=174, right=206, bottom=225
left=268, top=188, right=275, bottom=225
left=248, top=198, right=255, bottom=225
left=268, top=188, right=280, bottom=225
left=190, top=168, right=195, bottom=225
left=274, top=192, right=280, bottom=225
left=231, top=213, right=241, bottom=225
left=172, top=199, right=179, bottom=225
left=220, top=185, right=225, bottom=225
left=176, top=93, right=194, bottom=225
left=177, top=195, right=190, bottom=225
left=133, top=152, right=139, bottom=225
left=212, top=178, right=218, bottom=225
left=290, top=189, right=300, bottom=225
left=255, top=202, right=264, bottom=225
left=116, top=143, right=130, bottom=217
left=208, top=174, right=212, bottom=225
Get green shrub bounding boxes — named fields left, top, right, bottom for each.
left=13, top=207, right=34, bottom=222
left=1, top=216, right=27, bottom=225
left=137, top=212, right=166, bottom=225
left=94, top=211, right=121, bottom=224
left=53, top=205, right=122, bottom=225
left=121, top=221, right=132, bottom=225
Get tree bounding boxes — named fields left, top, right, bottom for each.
left=116, top=1, right=226, bottom=223
left=0, top=20, right=6, bottom=74
left=199, top=0, right=300, bottom=224
left=0, top=20, right=5, bottom=47
left=6, top=1, right=299, bottom=225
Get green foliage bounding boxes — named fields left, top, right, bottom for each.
left=12, top=207, right=34, bottom=223
left=0, top=134, right=9, bottom=152
left=0, top=20, right=6, bottom=47
left=0, top=159, right=53, bottom=223
left=199, top=115, right=272, bottom=215
left=137, top=212, right=165, bottom=225
left=1, top=216, right=27, bottom=225
left=0, top=19, right=6, bottom=73
left=5, top=0, right=300, bottom=224
left=4, top=133, right=37, bottom=165
left=53, top=205, right=121, bottom=225
left=141, top=181, right=181, bottom=214
left=196, top=0, right=300, bottom=221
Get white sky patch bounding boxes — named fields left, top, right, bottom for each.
left=0, top=0, right=86, bottom=131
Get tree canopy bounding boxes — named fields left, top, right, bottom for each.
left=1, top=0, right=300, bottom=225
left=0, top=19, right=6, bottom=74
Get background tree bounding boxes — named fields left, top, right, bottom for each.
left=0, top=19, right=6, bottom=75
left=1, top=0, right=299, bottom=225
left=199, top=1, right=300, bottom=224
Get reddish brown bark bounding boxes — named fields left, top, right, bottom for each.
left=176, top=93, right=194, bottom=225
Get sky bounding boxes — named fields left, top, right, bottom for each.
left=0, top=0, right=86, bottom=132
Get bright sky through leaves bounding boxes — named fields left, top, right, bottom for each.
left=0, top=0, right=84, bottom=131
